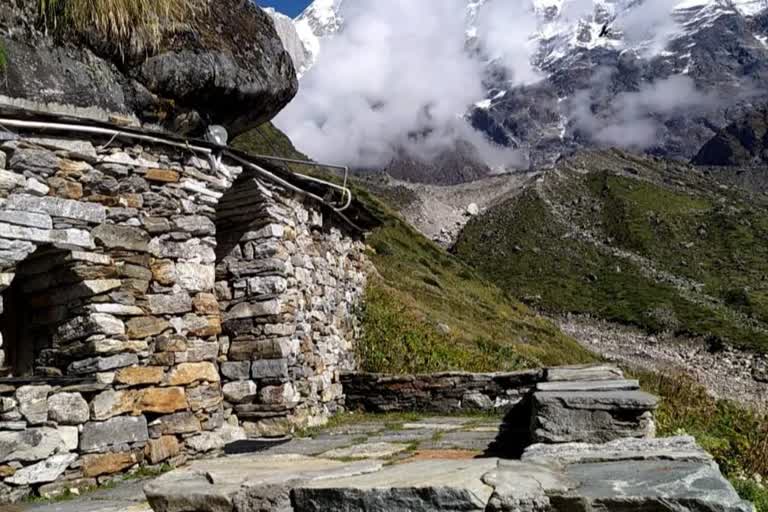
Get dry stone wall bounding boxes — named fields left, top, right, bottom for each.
left=216, top=176, right=367, bottom=437
left=343, top=366, right=658, bottom=449
left=0, top=126, right=367, bottom=502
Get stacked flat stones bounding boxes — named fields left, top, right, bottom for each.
left=0, top=130, right=367, bottom=502
left=215, top=173, right=367, bottom=438
left=530, top=365, right=658, bottom=443
left=343, top=365, right=658, bottom=445
left=341, top=370, right=542, bottom=413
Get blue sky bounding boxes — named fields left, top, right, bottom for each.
left=257, top=0, right=311, bottom=17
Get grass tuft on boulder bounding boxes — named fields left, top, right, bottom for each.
left=38, top=0, right=204, bottom=54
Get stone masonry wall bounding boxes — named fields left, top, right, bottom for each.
left=0, top=127, right=367, bottom=503
left=216, top=176, right=367, bottom=438
left=341, top=371, right=543, bottom=414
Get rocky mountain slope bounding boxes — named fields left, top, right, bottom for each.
left=0, top=0, right=297, bottom=135
left=453, top=150, right=768, bottom=354
left=694, top=107, right=768, bottom=166
left=274, top=0, right=768, bottom=175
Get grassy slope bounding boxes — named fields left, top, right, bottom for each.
left=234, top=124, right=594, bottom=373
left=455, top=150, right=768, bottom=352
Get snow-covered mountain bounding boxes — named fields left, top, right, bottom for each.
left=269, top=0, right=768, bottom=175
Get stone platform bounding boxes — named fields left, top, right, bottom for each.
left=142, top=417, right=752, bottom=512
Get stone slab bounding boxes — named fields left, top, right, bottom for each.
left=531, top=390, right=657, bottom=444
left=26, top=479, right=151, bottom=512
left=533, top=390, right=658, bottom=410
left=292, top=459, right=498, bottom=512
left=522, top=436, right=712, bottom=465
left=545, top=364, right=624, bottom=382
left=257, top=436, right=361, bottom=457
left=535, top=379, right=640, bottom=392
left=484, top=460, right=574, bottom=512
left=144, top=454, right=382, bottom=512
left=321, top=442, right=410, bottom=460
left=558, top=459, right=753, bottom=512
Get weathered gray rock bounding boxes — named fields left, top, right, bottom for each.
left=545, top=365, right=624, bottom=382
left=558, top=460, right=754, bottom=512
left=320, top=442, right=410, bottom=460
left=16, top=385, right=52, bottom=425
left=173, top=216, right=216, bottom=236
left=293, top=459, right=499, bottom=512
left=251, top=359, right=289, bottom=380
left=92, top=224, right=150, bottom=252
left=185, top=432, right=225, bottom=453
left=149, top=412, right=201, bottom=436
left=5, top=453, right=77, bottom=485
left=535, top=379, right=640, bottom=392
left=222, top=381, right=258, bottom=404
left=224, top=300, right=282, bottom=321
left=144, top=455, right=382, bottom=512
left=47, top=392, right=90, bottom=425
left=484, top=460, right=573, bottom=512
left=148, top=292, right=193, bottom=315
left=4, top=194, right=106, bottom=223
left=221, top=362, right=251, bottom=381
left=0, top=210, right=52, bottom=229
left=55, top=314, right=125, bottom=344
left=0, top=0, right=297, bottom=135
left=462, top=392, right=494, bottom=410
left=0, top=428, right=64, bottom=462
left=531, top=390, right=658, bottom=444
left=69, top=353, right=139, bottom=374
left=522, top=436, right=713, bottom=465
left=8, top=149, right=60, bottom=176
left=80, top=416, right=148, bottom=452
left=26, top=137, right=97, bottom=159
left=175, top=262, right=215, bottom=293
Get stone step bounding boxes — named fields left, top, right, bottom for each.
left=531, top=390, right=659, bottom=444
left=545, top=364, right=624, bottom=382
left=535, top=379, right=640, bottom=392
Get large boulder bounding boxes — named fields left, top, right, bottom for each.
left=0, top=0, right=297, bottom=135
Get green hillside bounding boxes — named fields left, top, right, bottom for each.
left=234, top=125, right=594, bottom=373
left=455, top=150, right=768, bottom=352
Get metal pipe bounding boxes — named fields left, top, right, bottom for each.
left=0, top=117, right=355, bottom=215
left=246, top=153, right=347, bottom=171
left=0, top=118, right=214, bottom=154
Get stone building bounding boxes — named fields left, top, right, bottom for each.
left=0, top=110, right=370, bottom=501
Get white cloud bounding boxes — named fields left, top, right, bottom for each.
left=475, top=0, right=541, bottom=85
left=571, top=69, right=715, bottom=149
left=275, top=0, right=489, bottom=168
left=614, top=0, right=681, bottom=56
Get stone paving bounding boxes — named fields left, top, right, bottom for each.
left=10, top=415, right=502, bottom=512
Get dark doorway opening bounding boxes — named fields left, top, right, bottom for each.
left=0, top=246, right=73, bottom=378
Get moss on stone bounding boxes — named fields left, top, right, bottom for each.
left=0, top=40, right=7, bottom=72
